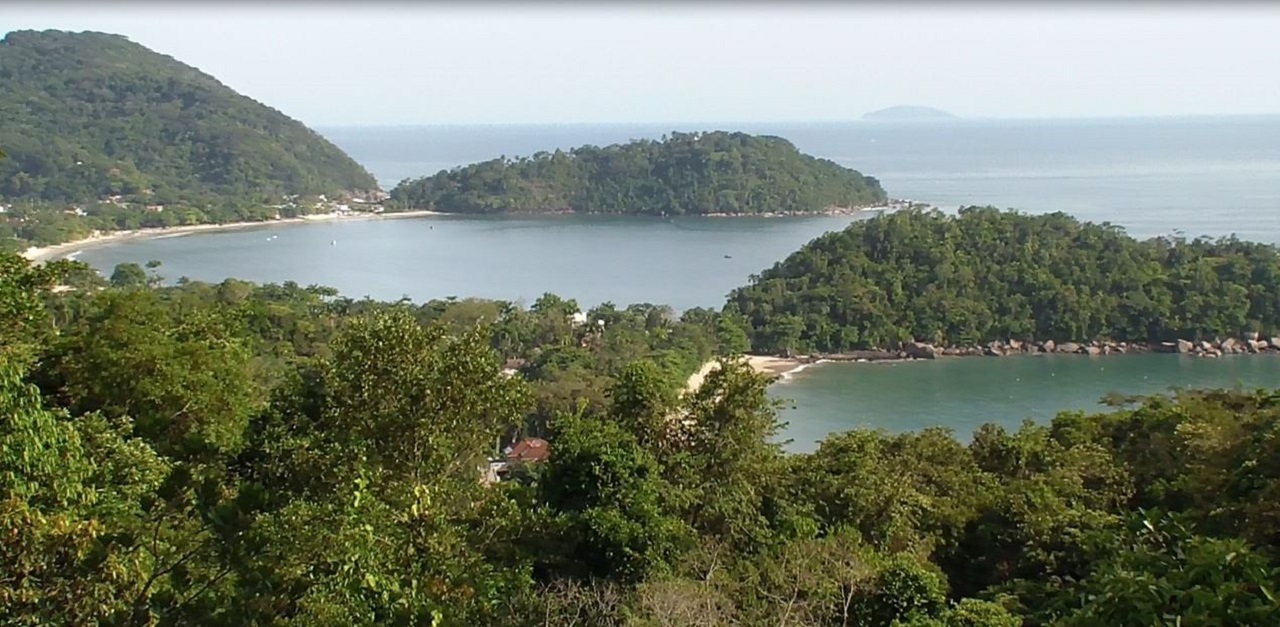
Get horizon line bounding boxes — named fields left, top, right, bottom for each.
left=313, top=112, right=1280, bottom=130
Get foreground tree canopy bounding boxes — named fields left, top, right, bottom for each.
left=0, top=30, right=377, bottom=207
left=726, top=206, right=1280, bottom=354
left=3, top=250, right=1279, bottom=625
left=389, top=131, right=887, bottom=216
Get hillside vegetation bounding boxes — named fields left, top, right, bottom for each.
left=0, top=30, right=378, bottom=206
left=389, top=131, right=886, bottom=215
left=4, top=251, right=1280, bottom=625
left=726, top=207, right=1280, bottom=354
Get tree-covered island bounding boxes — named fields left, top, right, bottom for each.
left=389, top=131, right=887, bottom=216
left=727, top=206, right=1280, bottom=358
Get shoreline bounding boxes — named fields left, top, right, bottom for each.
left=753, top=336, right=1280, bottom=371
left=684, top=337, right=1280, bottom=393
left=20, top=209, right=445, bottom=263
left=684, top=354, right=816, bottom=394
left=697, top=348, right=1280, bottom=395
left=393, top=201, right=902, bottom=220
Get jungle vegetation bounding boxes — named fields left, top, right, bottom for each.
left=3, top=251, right=1278, bottom=625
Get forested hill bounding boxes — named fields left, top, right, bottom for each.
left=0, top=30, right=378, bottom=205
left=725, top=207, right=1280, bottom=354
left=389, top=131, right=886, bottom=215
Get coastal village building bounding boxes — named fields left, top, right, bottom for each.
left=482, top=437, right=550, bottom=486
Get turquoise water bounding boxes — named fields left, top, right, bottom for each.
left=72, top=117, right=1280, bottom=443
left=770, top=354, right=1280, bottom=453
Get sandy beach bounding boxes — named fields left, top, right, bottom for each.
left=684, top=354, right=812, bottom=393
left=20, top=209, right=444, bottom=263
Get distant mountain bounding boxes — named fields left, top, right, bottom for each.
left=389, top=131, right=887, bottom=216
left=862, top=106, right=958, bottom=121
left=0, top=30, right=379, bottom=205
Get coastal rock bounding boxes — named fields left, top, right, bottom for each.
left=1247, top=339, right=1265, bottom=353
left=1221, top=338, right=1239, bottom=353
left=1176, top=339, right=1194, bottom=353
left=1008, top=339, right=1024, bottom=352
left=984, top=341, right=1005, bottom=357
left=1085, top=346, right=1102, bottom=356
left=1041, top=340, right=1056, bottom=353
left=1057, top=342, right=1081, bottom=354
left=904, top=342, right=939, bottom=360
left=1271, top=337, right=1280, bottom=350
left=1200, top=340, right=1215, bottom=352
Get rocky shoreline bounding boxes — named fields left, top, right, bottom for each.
left=778, top=335, right=1280, bottom=364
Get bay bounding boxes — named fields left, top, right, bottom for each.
left=74, top=213, right=868, bottom=312
left=72, top=116, right=1280, bottom=442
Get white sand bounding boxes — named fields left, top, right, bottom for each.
left=20, top=209, right=444, bottom=263
left=684, top=355, right=812, bottom=394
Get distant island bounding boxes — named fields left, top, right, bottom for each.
left=389, top=131, right=887, bottom=216
left=862, top=105, right=957, bottom=121
left=0, top=29, right=381, bottom=251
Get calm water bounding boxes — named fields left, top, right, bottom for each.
left=770, top=354, right=1280, bottom=453
left=74, top=116, right=1280, bottom=441
left=76, top=214, right=868, bottom=311
left=323, top=116, right=1280, bottom=244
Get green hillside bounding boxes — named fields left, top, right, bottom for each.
left=0, top=30, right=378, bottom=206
left=390, top=131, right=886, bottom=215
left=726, top=207, right=1280, bottom=353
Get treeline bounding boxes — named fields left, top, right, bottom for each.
left=389, top=131, right=886, bottom=216
left=4, top=252, right=1279, bottom=625
left=0, top=30, right=377, bottom=207
left=0, top=199, right=323, bottom=251
left=726, top=206, right=1280, bottom=354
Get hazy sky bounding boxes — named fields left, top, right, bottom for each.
left=4, top=3, right=1279, bottom=127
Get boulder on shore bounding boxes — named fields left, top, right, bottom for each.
left=1041, top=340, right=1056, bottom=353
left=904, top=342, right=939, bottom=359
left=1176, top=339, right=1194, bottom=353
left=1057, top=342, right=1081, bottom=354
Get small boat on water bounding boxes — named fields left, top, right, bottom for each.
left=724, top=254, right=733, bottom=259
left=330, top=240, right=337, bottom=246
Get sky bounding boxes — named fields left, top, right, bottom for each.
left=3, top=3, right=1279, bottom=127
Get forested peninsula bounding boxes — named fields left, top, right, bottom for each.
left=5, top=250, right=1280, bottom=625
left=726, top=206, right=1280, bottom=357
left=388, top=131, right=887, bottom=216
left=0, top=30, right=379, bottom=250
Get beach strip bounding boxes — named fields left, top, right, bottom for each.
left=685, top=354, right=813, bottom=393
left=19, top=209, right=445, bottom=263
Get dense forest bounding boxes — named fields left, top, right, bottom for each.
left=4, top=250, right=1280, bottom=625
left=0, top=30, right=378, bottom=207
left=726, top=206, right=1280, bottom=354
left=389, top=131, right=886, bottom=215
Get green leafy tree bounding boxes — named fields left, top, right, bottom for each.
left=538, top=412, right=694, bottom=584
left=109, top=262, right=149, bottom=288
